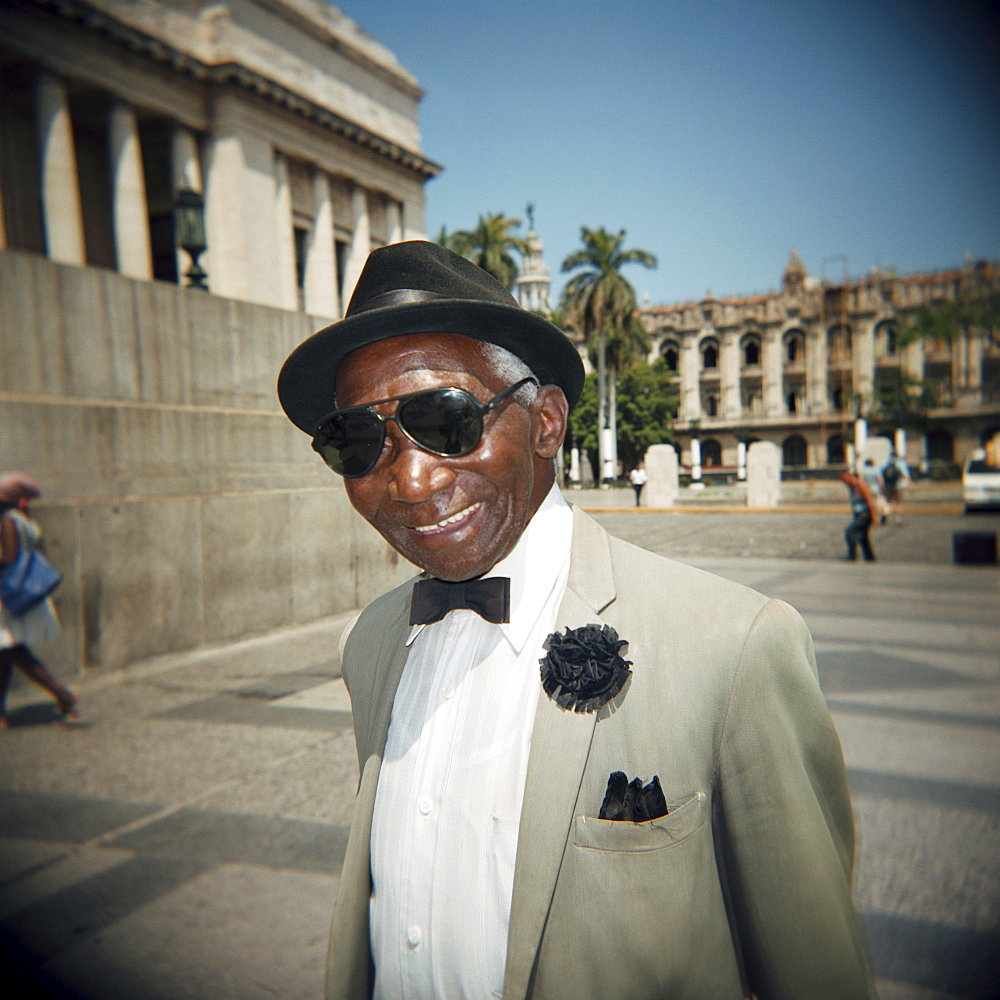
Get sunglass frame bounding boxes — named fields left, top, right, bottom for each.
left=312, top=376, right=537, bottom=478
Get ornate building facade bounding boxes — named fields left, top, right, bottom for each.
left=639, top=252, right=1000, bottom=473
left=0, top=0, right=440, bottom=315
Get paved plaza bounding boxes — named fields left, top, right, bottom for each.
left=1, top=493, right=998, bottom=999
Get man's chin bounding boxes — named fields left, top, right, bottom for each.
left=397, top=536, right=509, bottom=582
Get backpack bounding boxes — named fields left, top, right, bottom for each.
left=883, top=461, right=901, bottom=487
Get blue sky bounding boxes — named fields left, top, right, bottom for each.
left=334, top=0, right=999, bottom=306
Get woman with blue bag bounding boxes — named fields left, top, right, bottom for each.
left=0, top=473, right=78, bottom=727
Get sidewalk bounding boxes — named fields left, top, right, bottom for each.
left=1, top=510, right=998, bottom=999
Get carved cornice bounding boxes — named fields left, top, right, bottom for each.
left=24, top=0, right=443, bottom=179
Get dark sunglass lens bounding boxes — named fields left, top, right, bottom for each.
left=314, top=411, right=384, bottom=477
left=399, top=389, right=481, bottom=455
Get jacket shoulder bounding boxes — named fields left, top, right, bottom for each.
left=603, top=526, right=772, bottom=619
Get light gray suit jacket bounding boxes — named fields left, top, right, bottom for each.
left=326, top=507, right=874, bottom=999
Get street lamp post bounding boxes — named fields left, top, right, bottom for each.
left=174, top=187, right=208, bottom=290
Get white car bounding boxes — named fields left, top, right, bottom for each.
left=962, top=451, right=1000, bottom=512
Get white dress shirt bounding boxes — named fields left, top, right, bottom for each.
left=369, top=484, right=573, bottom=1000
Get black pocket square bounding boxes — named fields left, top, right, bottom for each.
left=598, top=771, right=669, bottom=822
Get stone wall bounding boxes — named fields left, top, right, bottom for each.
left=0, top=250, right=416, bottom=677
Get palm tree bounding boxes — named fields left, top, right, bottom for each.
left=560, top=227, right=656, bottom=481
left=445, top=212, right=530, bottom=289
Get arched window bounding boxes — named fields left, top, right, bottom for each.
left=875, top=321, right=898, bottom=358
left=782, top=435, right=808, bottom=467
left=702, top=340, right=719, bottom=370
left=704, top=393, right=719, bottom=417
left=661, top=341, right=679, bottom=372
left=827, top=434, right=845, bottom=464
left=785, top=330, right=805, bottom=364
left=742, top=336, right=761, bottom=366
left=701, top=438, right=722, bottom=467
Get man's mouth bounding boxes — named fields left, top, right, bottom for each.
left=412, top=502, right=482, bottom=534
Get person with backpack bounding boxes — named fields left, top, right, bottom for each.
left=881, top=452, right=911, bottom=524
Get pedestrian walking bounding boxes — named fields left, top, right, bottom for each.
left=629, top=463, right=647, bottom=507
left=881, top=452, right=911, bottom=524
left=839, top=470, right=877, bottom=562
left=0, top=473, right=78, bottom=727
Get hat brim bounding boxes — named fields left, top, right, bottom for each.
left=277, top=299, right=585, bottom=433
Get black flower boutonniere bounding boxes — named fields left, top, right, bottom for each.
left=540, top=624, right=632, bottom=713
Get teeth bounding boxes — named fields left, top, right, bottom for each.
left=414, top=502, right=481, bottom=533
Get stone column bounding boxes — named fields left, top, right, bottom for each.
left=854, top=418, right=868, bottom=466
left=967, top=331, right=983, bottom=397
left=902, top=337, right=924, bottom=384
left=762, top=329, right=784, bottom=416
left=808, top=327, right=828, bottom=414
left=690, top=435, right=702, bottom=485
left=36, top=71, right=85, bottom=265
left=854, top=320, right=876, bottom=410
left=305, top=170, right=339, bottom=319
left=680, top=332, right=700, bottom=422
left=342, top=185, right=370, bottom=306
left=272, top=152, right=298, bottom=311
left=720, top=331, right=740, bottom=418
left=109, top=102, right=153, bottom=279
left=203, top=133, right=242, bottom=299
left=387, top=199, right=403, bottom=244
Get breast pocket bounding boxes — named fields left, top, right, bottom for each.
left=573, top=790, right=708, bottom=853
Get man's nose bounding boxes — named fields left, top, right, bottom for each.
left=385, top=440, right=456, bottom=502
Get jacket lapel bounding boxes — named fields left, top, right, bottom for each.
left=361, top=612, right=413, bottom=764
left=503, top=508, right=617, bottom=1000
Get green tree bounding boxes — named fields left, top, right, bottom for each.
left=443, top=212, right=529, bottom=289
left=567, top=363, right=677, bottom=481
left=615, top=361, right=678, bottom=471
left=560, top=227, right=656, bottom=479
left=871, top=370, right=938, bottom=434
left=900, top=261, right=1000, bottom=348
left=897, top=261, right=999, bottom=407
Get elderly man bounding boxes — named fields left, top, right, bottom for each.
left=278, top=241, right=873, bottom=1000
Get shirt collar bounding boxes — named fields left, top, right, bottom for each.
left=406, top=483, right=573, bottom=650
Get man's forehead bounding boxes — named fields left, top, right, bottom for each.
left=337, top=333, right=494, bottom=392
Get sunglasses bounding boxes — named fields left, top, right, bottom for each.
left=312, top=377, right=537, bottom=478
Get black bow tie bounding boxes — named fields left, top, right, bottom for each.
left=409, top=576, right=511, bottom=626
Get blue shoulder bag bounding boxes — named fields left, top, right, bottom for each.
left=0, top=517, right=62, bottom=618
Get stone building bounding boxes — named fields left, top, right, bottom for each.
left=0, top=0, right=438, bottom=679
left=639, top=252, right=1000, bottom=474
left=0, top=0, right=440, bottom=311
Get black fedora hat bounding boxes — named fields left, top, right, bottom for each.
left=277, top=240, right=585, bottom=433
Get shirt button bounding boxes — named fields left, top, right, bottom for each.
left=407, top=925, right=422, bottom=948
left=418, top=797, right=433, bottom=815
left=442, top=684, right=455, bottom=699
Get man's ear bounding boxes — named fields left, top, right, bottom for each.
left=531, top=385, right=569, bottom=459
